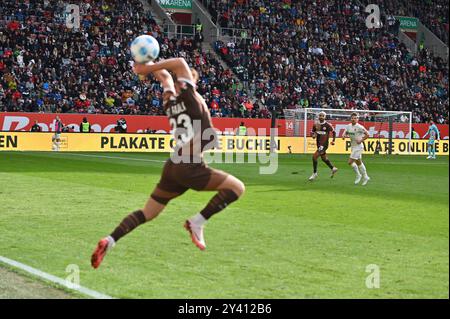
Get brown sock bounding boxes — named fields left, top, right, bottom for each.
left=200, top=190, right=239, bottom=220
left=110, top=210, right=146, bottom=242
left=323, top=159, right=334, bottom=170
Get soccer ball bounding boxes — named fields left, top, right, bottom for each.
left=130, top=35, right=160, bottom=63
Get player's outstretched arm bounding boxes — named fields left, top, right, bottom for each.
left=153, top=69, right=176, bottom=94
left=133, top=61, right=176, bottom=97
left=133, top=58, right=194, bottom=84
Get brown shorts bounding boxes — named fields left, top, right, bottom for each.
left=316, top=144, right=329, bottom=155
left=157, top=159, right=229, bottom=194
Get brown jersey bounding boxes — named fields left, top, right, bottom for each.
left=164, top=79, right=217, bottom=162
left=312, top=121, right=334, bottom=148
left=155, top=80, right=228, bottom=195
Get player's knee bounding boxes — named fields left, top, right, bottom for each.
left=227, top=177, right=245, bottom=198
left=232, top=178, right=245, bottom=198
left=218, top=175, right=245, bottom=198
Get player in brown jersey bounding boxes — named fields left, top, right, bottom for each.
left=308, top=111, right=338, bottom=181
left=91, top=58, right=245, bottom=269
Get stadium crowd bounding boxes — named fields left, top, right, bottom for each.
left=0, top=0, right=159, bottom=115
left=0, top=0, right=256, bottom=118
left=363, top=0, right=449, bottom=45
left=0, top=0, right=448, bottom=124
left=207, top=0, right=448, bottom=123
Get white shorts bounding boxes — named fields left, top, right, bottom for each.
left=350, top=147, right=363, bottom=160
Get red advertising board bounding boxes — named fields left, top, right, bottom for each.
left=0, top=112, right=272, bottom=135
left=0, top=112, right=448, bottom=139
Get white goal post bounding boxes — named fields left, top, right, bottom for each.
left=283, top=108, right=413, bottom=154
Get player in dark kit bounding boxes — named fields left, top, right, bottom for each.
left=308, top=111, right=338, bottom=181
left=91, top=58, right=245, bottom=269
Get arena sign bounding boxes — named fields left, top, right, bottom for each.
left=157, top=0, right=192, bottom=10
left=395, top=16, right=419, bottom=31
left=0, top=133, right=448, bottom=156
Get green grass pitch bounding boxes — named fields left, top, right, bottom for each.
left=0, top=151, right=448, bottom=298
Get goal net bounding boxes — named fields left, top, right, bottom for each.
left=283, top=108, right=413, bottom=154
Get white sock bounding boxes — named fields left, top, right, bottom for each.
left=358, top=163, right=367, bottom=177
left=351, top=163, right=360, bottom=176
left=190, top=213, right=206, bottom=227
left=106, top=235, right=116, bottom=248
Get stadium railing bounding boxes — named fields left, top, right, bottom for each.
left=161, top=24, right=197, bottom=39
left=210, top=28, right=250, bottom=43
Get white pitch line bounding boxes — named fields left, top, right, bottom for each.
left=0, top=256, right=113, bottom=299
left=57, top=152, right=166, bottom=163
left=53, top=152, right=251, bottom=164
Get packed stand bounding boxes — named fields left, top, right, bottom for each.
left=361, top=0, right=448, bottom=45
left=208, top=0, right=448, bottom=123
left=0, top=0, right=251, bottom=118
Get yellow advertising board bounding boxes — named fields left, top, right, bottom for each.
left=0, top=132, right=303, bottom=154
left=0, top=132, right=53, bottom=151
left=219, top=135, right=303, bottom=153
left=312, top=138, right=449, bottom=156
left=0, top=132, right=448, bottom=155
left=0, top=132, right=174, bottom=152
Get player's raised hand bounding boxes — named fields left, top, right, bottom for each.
left=132, top=61, right=154, bottom=75
left=132, top=62, right=144, bottom=75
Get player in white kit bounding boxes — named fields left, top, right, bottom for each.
left=342, top=113, right=370, bottom=185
